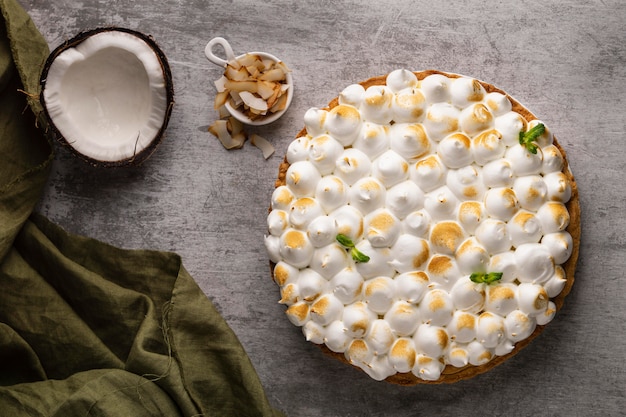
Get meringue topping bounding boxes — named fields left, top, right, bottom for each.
left=268, top=70, right=575, bottom=382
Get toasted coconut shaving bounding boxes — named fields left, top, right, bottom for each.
left=214, top=53, right=290, bottom=120
left=250, top=133, right=275, bottom=159
left=208, top=114, right=275, bottom=159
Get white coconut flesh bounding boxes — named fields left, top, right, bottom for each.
left=42, top=30, right=170, bottom=163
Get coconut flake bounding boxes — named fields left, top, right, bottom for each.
left=250, top=133, right=275, bottom=159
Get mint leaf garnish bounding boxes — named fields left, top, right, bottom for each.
left=336, top=234, right=370, bottom=263
left=518, top=123, right=545, bottom=154
left=469, top=272, right=503, bottom=285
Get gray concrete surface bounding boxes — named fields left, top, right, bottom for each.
left=22, top=0, right=625, bottom=415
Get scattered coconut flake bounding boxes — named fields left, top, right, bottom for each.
left=250, top=133, right=275, bottom=159
left=208, top=119, right=245, bottom=149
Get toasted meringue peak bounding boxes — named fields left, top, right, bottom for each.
left=495, top=111, right=527, bottom=146
left=535, top=301, right=557, bottom=326
left=389, top=337, right=418, bottom=373
left=438, top=132, right=473, bottom=169
left=364, top=208, right=402, bottom=248
left=352, top=122, right=390, bottom=160
left=420, top=73, right=451, bottom=103
left=387, top=69, right=419, bottom=92
left=348, top=177, right=386, bottom=215
left=419, top=289, right=454, bottom=327
left=467, top=340, right=494, bottom=366
left=297, top=268, right=328, bottom=302
left=457, top=201, right=485, bottom=234
left=366, top=319, right=396, bottom=355
left=430, top=221, right=466, bottom=255
left=389, top=234, right=431, bottom=273
left=289, top=197, right=323, bottom=229
left=484, top=187, right=520, bottom=221
left=310, top=293, right=344, bottom=325
left=487, top=250, right=518, bottom=283
left=472, top=129, right=505, bottom=166
left=361, top=85, right=394, bottom=124
left=514, top=243, right=555, bottom=284
left=484, top=283, right=518, bottom=316
left=285, top=301, right=310, bottom=326
left=363, top=276, right=397, bottom=314
left=385, top=300, right=421, bottom=336
left=476, top=312, right=506, bottom=348
left=541, top=144, right=565, bottom=174
left=273, top=261, right=300, bottom=287
left=389, top=123, right=431, bottom=161
left=541, top=231, right=573, bottom=265
left=394, top=271, right=429, bottom=303
left=411, top=154, right=448, bottom=192
left=460, top=103, right=494, bottom=136
left=412, top=354, right=445, bottom=381
left=484, top=92, right=512, bottom=116
left=544, top=265, right=567, bottom=298
left=267, top=209, right=289, bottom=236
left=504, top=309, right=537, bottom=342
left=271, top=185, right=296, bottom=211
left=516, top=283, right=549, bottom=317
left=505, top=143, right=544, bottom=177
left=306, top=215, right=338, bottom=248
left=308, top=134, right=345, bottom=175
left=424, top=102, right=461, bottom=141
left=338, top=84, right=365, bottom=107
left=328, top=205, right=363, bottom=241
left=343, top=300, right=377, bottom=338
left=450, top=277, right=485, bottom=313
left=508, top=210, right=543, bottom=247
left=323, top=320, right=351, bottom=352
left=513, top=175, right=547, bottom=211
left=304, top=108, right=328, bottom=138
left=303, top=320, right=325, bottom=344
left=424, top=186, right=460, bottom=221
left=330, top=266, right=364, bottom=304
left=475, top=218, right=512, bottom=254
left=448, top=311, right=478, bottom=344
left=403, top=209, right=432, bottom=238
left=386, top=180, right=425, bottom=220
left=310, top=243, right=348, bottom=279
left=544, top=171, right=572, bottom=203
left=482, top=158, right=514, bottom=188
left=392, top=88, right=427, bottom=123
left=372, top=150, right=410, bottom=188
left=354, top=240, right=395, bottom=279
left=456, top=237, right=490, bottom=275
left=450, top=77, right=486, bottom=108
left=279, top=228, right=314, bottom=268
left=286, top=135, right=311, bottom=164
left=447, top=165, right=486, bottom=201
left=414, top=324, right=450, bottom=359
left=427, top=255, right=462, bottom=291
left=334, top=148, right=372, bottom=185
left=325, top=104, right=362, bottom=146
left=315, top=175, right=348, bottom=213
left=286, top=160, right=322, bottom=197
left=537, top=201, right=570, bottom=233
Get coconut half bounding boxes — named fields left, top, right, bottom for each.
left=40, top=27, right=174, bottom=166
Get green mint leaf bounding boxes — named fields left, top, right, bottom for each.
left=469, top=271, right=503, bottom=285
left=336, top=234, right=355, bottom=248
left=350, top=247, right=370, bottom=263
left=519, top=123, right=545, bottom=154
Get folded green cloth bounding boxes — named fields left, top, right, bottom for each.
left=0, top=0, right=283, bottom=415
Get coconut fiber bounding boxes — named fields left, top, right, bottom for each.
left=0, top=0, right=283, bottom=415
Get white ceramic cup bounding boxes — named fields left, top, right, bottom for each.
left=204, top=37, right=293, bottom=126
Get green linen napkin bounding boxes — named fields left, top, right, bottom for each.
left=0, top=0, right=283, bottom=415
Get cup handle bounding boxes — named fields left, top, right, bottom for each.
left=204, top=37, right=237, bottom=67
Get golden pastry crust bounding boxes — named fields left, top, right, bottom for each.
left=272, top=70, right=580, bottom=384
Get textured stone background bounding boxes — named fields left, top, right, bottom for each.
left=22, top=0, right=625, bottom=415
